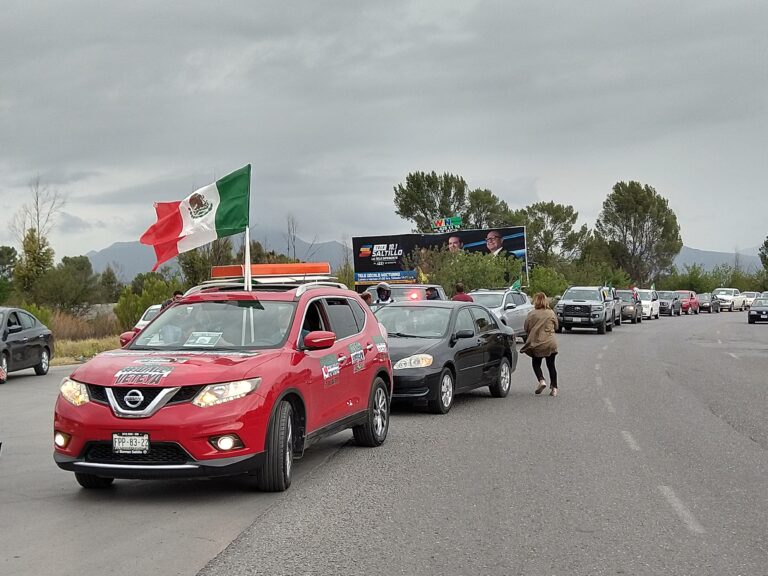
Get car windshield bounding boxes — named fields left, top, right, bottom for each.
left=676, top=291, right=690, bottom=297
left=713, top=289, right=733, bottom=296
left=562, top=288, right=600, bottom=301
left=699, top=293, right=711, bottom=301
left=615, top=291, right=635, bottom=302
left=130, top=300, right=296, bottom=350
left=658, top=291, right=676, bottom=299
left=744, top=292, right=757, bottom=298
left=470, top=293, right=504, bottom=308
left=142, top=307, right=161, bottom=322
left=753, top=299, right=768, bottom=307
left=636, top=290, right=652, bottom=300
left=375, top=306, right=451, bottom=338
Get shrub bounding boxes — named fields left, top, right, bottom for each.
left=24, top=303, right=54, bottom=326
left=50, top=310, right=121, bottom=340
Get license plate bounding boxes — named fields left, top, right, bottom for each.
left=567, top=317, right=583, bottom=323
left=112, top=432, right=149, bottom=454
left=762, top=314, right=767, bottom=319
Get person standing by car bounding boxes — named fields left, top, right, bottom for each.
left=520, top=292, right=559, bottom=397
left=451, top=283, right=474, bottom=302
left=360, top=292, right=373, bottom=306
left=162, top=290, right=184, bottom=309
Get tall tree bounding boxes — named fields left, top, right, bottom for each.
left=12, top=176, right=65, bottom=246
left=13, top=228, right=55, bottom=302
left=759, top=236, right=768, bottom=271
left=596, top=181, right=682, bottom=285
left=0, top=246, right=16, bottom=304
left=394, top=172, right=469, bottom=232
left=177, top=237, right=235, bottom=287
left=520, top=201, right=589, bottom=267
left=98, top=265, right=122, bottom=303
left=36, top=256, right=98, bottom=315
left=461, top=189, right=513, bottom=229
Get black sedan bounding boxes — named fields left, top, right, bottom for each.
left=748, top=298, right=768, bottom=324
left=374, top=301, right=517, bottom=414
left=0, top=307, right=54, bottom=384
left=698, top=293, right=721, bottom=313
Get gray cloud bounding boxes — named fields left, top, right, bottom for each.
left=1, top=0, right=766, bottom=257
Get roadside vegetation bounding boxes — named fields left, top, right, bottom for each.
left=1, top=174, right=767, bottom=365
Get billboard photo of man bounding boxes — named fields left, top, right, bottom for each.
left=485, top=230, right=505, bottom=256
left=447, top=235, right=464, bottom=253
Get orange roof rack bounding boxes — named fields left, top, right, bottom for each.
left=211, top=262, right=332, bottom=279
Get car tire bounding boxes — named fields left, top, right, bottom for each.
left=75, top=472, right=114, bottom=489
left=489, top=357, right=512, bottom=398
left=729, top=303, right=734, bottom=312
left=353, top=377, right=390, bottom=446
left=740, top=302, right=745, bottom=311
left=597, top=319, right=606, bottom=334
left=555, top=325, right=563, bottom=333
left=0, top=353, right=8, bottom=384
left=34, top=348, right=50, bottom=376
left=655, top=312, right=660, bottom=319
left=255, top=400, right=294, bottom=492
left=563, top=325, right=572, bottom=331
left=694, top=307, right=699, bottom=315
left=606, top=317, right=613, bottom=332
left=614, top=313, right=621, bottom=326
left=631, top=313, right=637, bottom=324
left=429, top=368, right=455, bottom=414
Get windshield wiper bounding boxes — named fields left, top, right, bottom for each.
left=387, top=332, right=424, bottom=338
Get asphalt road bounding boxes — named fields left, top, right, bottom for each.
left=1, top=310, right=767, bottom=576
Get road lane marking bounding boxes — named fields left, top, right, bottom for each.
left=595, top=363, right=601, bottom=371
left=597, top=353, right=603, bottom=360
left=658, top=486, right=705, bottom=534
left=729, top=352, right=739, bottom=359
left=603, top=397, right=615, bottom=413
left=621, top=431, right=641, bottom=451
left=595, top=376, right=603, bottom=387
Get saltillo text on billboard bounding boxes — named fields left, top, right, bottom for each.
left=352, top=226, right=527, bottom=287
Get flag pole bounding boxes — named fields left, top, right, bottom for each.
left=244, top=226, right=252, bottom=291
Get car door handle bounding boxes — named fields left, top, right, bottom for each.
left=337, top=355, right=348, bottom=364
left=22, top=338, right=29, bottom=343
left=365, top=343, right=374, bottom=351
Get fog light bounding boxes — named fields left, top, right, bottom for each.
left=54, top=431, right=71, bottom=448
left=210, top=435, right=243, bottom=451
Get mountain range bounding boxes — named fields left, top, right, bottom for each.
left=86, top=235, right=763, bottom=282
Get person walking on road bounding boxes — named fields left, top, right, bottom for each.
left=520, top=292, right=559, bottom=396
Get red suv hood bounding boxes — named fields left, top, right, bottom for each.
left=70, top=349, right=280, bottom=387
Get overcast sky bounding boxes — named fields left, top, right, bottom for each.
left=1, top=1, right=766, bottom=260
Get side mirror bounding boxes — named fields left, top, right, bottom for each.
left=455, top=329, right=474, bottom=339
left=303, top=330, right=336, bottom=350
left=8, top=325, right=23, bottom=334
left=554, top=295, right=562, bottom=300
left=119, top=330, right=138, bottom=347
left=504, top=303, right=516, bottom=310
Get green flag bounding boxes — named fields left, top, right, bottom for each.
left=511, top=278, right=521, bottom=290
left=651, top=283, right=656, bottom=290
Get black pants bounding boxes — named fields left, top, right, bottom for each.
left=532, top=354, right=558, bottom=388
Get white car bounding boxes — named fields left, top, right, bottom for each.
left=712, top=288, right=746, bottom=312
left=743, top=292, right=759, bottom=308
left=134, top=304, right=162, bottom=331
left=636, top=289, right=660, bottom=320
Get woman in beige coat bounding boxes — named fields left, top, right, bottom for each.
left=520, top=292, right=559, bottom=396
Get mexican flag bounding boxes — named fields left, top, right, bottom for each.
left=140, top=165, right=251, bottom=270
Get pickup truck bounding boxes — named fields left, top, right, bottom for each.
left=712, top=288, right=747, bottom=312
left=555, top=286, right=619, bottom=334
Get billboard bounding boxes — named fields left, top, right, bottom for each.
left=352, top=226, right=527, bottom=286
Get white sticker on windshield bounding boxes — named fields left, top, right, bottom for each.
left=184, top=332, right=223, bottom=348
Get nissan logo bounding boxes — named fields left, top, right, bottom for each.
left=124, top=389, right=145, bottom=409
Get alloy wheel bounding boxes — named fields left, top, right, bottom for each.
left=441, top=373, right=454, bottom=408
left=373, top=387, right=388, bottom=438
left=41, top=350, right=49, bottom=372
left=499, top=361, right=511, bottom=392
left=285, top=416, right=293, bottom=478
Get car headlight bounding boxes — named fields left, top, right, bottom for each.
left=192, top=378, right=261, bottom=407
left=393, top=354, right=434, bottom=370
left=60, top=378, right=90, bottom=407
left=591, top=305, right=604, bottom=311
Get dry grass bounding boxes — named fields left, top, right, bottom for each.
left=50, top=311, right=121, bottom=341
left=52, top=336, right=122, bottom=366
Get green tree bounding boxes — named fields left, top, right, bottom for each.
left=462, top=189, right=513, bottom=229
left=596, top=181, right=682, bottom=285
left=0, top=246, right=17, bottom=304
left=13, top=228, right=55, bottom=303
left=527, top=266, right=570, bottom=298
left=114, top=277, right=182, bottom=331
left=177, top=237, right=237, bottom=288
left=520, top=201, right=589, bottom=268
left=759, top=236, right=768, bottom=271
left=394, top=172, right=469, bottom=232
left=98, top=265, right=122, bottom=303
left=131, top=272, right=166, bottom=295
left=234, top=240, right=299, bottom=265
left=405, top=248, right=522, bottom=296
left=36, top=256, right=98, bottom=315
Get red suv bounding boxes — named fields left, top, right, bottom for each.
left=675, top=290, right=700, bottom=315
left=54, top=264, right=393, bottom=491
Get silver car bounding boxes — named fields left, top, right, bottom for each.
left=469, top=288, right=534, bottom=340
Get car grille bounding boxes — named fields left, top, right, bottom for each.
left=563, top=304, right=590, bottom=316
left=86, top=385, right=204, bottom=406
left=83, top=442, right=191, bottom=464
